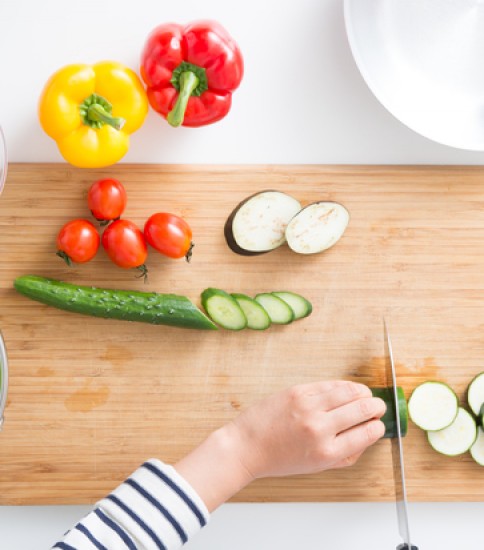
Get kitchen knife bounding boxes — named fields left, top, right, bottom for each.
left=0, top=329, right=8, bottom=431
left=383, top=318, right=418, bottom=550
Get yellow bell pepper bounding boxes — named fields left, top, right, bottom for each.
left=39, top=61, right=148, bottom=168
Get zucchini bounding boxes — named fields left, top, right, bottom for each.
left=201, top=288, right=247, bottom=330
left=470, top=427, right=484, bottom=466
left=371, top=387, right=408, bottom=439
left=14, top=275, right=217, bottom=330
left=408, top=381, right=458, bottom=431
left=254, top=293, right=294, bottom=325
left=467, top=372, right=484, bottom=426
left=231, top=293, right=271, bottom=330
left=427, top=407, right=477, bottom=457
left=272, top=291, right=312, bottom=320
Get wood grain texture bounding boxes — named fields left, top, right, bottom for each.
left=0, top=163, right=483, bottom=504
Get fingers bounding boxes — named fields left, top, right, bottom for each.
left=328, top=396, right=386, bottom=434
left=333, top=419, right=386, bottom=460
left=300, top=379, right=358, bottom=398
left=317, top=381, right=373, bottom=412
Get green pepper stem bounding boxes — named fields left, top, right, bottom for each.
left=167, top=71, right=199, bottom=127
left=88, top=103, right=125, bottom=131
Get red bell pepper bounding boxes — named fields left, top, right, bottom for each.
left=140, top=20, right=244, bottom=127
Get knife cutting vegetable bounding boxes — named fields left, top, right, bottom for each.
left=39, top=61, right=148, bottom=167
left=383, top=319, right=418, bottom=550
left=140, top=20, right=244, bottom=127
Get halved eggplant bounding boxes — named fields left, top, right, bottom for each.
left=285, top=201, right=349, bottom=255
left=224, top=190, right=302, bottom=255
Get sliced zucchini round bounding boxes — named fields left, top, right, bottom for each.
left=467, top=372, right=484, bottom=420
left=231, top=293, right=271, bottom=330
left=254, top=293, right=294, bottom=325
left=201, top=288, right=247, bottom=330
left=285, top=201, right=349, bottom=255
left=470, top=427, right=484, bottom=466
left=408, top=381, right=458, bottom=431
left=427, top=407, right=477, bottom=457
left=224, top=190, right=302, bottom=255
left=272, top=291, right=312, bottom=320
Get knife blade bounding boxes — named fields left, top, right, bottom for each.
left=383, top=318, right=418, bottom=550
left=0, top=329, right=8, bottom=431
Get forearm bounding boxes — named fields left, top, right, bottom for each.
left=174, top=422, right=255, bottom=513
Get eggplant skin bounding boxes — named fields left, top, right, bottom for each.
left=224, top=190, right=293, bottom=256
left=224, top=211, right=269, bottom=256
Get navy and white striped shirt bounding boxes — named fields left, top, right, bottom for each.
left=52, top=459, right=210, bottom=550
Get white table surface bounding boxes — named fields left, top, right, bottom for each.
left=1, top=0, right=483, bottom=548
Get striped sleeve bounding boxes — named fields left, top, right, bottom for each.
left=52, top=459, right=210, bottom=550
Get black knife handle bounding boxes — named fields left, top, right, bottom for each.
left=397, top=544, right=418, bottom=550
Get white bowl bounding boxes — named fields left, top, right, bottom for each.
left=344, top=0, right=484, bottom=151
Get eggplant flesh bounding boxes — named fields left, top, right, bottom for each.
left=225, top=190, right=302, bottom=255
left=285, top=201, right=349, bottom=254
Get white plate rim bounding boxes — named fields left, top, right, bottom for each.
left=343, top=0, right=484, bottom=152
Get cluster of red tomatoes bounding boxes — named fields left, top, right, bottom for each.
left=56, top=178, right=194, bottom=278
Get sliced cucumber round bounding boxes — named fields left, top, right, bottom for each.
left=408, top=381, right=458, bottom=431
left=470, top=427, right=484, bottom=466
left=272, top=291, right=312, bottom=320
left=231, top=293, right=271, bottom=330
left=427, top=407, right=477, bottom=457
left=371, top=387, right=408, bottom=439
left=254, top=293, right=294, bottom=325
left=467, top=372, right=484, bottom=421
left=201, top=288, right=247, bottom=330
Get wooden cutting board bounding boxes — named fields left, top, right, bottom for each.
left=1, top=163, right=483, bottom=505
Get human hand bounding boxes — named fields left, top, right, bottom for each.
left=230, top=380, right=386, bottom=479
left=174, top=380, right=386, bottom=512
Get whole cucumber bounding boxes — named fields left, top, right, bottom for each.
left=371, top=387, right=408, bottom=439
left=14, top=275, right=217, bottom=330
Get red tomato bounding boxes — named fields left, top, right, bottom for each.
left=102, top=219, right=148, bottom=276
left=87, top=178, right=127, bottom=221
left=56, top=219, right=100, bottom=264
left=144, top=212, right=194, bottom=261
